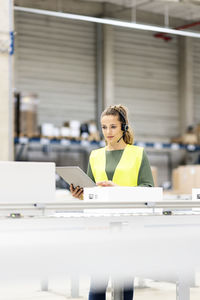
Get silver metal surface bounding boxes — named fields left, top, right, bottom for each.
left=0, top=200, right=200, bottom=217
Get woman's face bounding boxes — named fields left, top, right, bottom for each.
left=101, top=114, right=123, bottom=145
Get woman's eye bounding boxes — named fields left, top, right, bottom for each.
left=111, top=126, right=117, bottom=129
left=102, top=126, right=106, bottom=130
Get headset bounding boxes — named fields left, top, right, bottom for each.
left=115, top=108, right=129, bottom=143
left=116, top=109, right=129, bottom=132
left=121, top=123, right=129, bottom=132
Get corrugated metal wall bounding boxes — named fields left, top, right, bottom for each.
left=113, top=28, right=179, bottom=141
left=14, top=11, right=96, bottom=126
left=193, top=38, right=200, bottom=126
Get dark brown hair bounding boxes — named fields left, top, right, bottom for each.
left=101, top=104, right=134, bottom=145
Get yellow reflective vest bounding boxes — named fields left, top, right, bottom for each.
left=89, top=144, right=143, bottom=186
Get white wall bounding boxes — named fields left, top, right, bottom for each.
left=113, top=28, right=179, bottom=141
left=14, top=11, right=96, bottom=126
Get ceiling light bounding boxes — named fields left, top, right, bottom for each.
left=14, top=6, right=200, bottom=39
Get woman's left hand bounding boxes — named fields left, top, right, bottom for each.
left=96, top=181, right=118, bottom=187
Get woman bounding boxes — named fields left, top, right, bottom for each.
left=70, top=104, right=154, bottom=300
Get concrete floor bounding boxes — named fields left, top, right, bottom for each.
left=0, top=277, right=200, bottom=300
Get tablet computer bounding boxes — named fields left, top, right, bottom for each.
left=56, top=166, right=96, bottom=188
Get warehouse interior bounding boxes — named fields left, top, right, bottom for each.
left=2, top=0, right=200, bottom=188
left=0, top=0, right=200, bottom=299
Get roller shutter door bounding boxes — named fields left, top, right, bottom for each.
left=14, top=11, right=96, bottom=126
left=194, top=38, right=200, bottom=125
left=114, top=28, right=179, bottom=141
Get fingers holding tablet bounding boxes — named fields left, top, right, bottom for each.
left=70, top=184, right=83, bottom=200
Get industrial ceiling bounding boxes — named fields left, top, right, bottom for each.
left=80, top=0, right=200, bottom=21
left=14, top=0, right=200, bottom=34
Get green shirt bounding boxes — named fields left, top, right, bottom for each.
left=87, top=148, right=154, bottom=187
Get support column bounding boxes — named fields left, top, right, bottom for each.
left=179, top=37, right=194, bottom=135
left=96, top=23, right=104, bottom=131
left=0, top=0, right=14, bottom=160
left=103, top=25, right=114, bottom=108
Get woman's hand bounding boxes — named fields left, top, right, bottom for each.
left=96, top=181, right=118, bottom=187
left=70, top=184, right=84, bottom=200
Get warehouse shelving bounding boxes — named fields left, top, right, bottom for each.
left=14, top=138, right=200, bottom=180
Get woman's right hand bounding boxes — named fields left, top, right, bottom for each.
left=70, top=184, right=83, bottom=200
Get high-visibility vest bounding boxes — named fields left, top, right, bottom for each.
left=89, top=144, right=143, bottom=186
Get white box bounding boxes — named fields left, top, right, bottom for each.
left=41, top=123, right=54, bottom=136
left=84, top=186, right=163, bottom=202
left=192, top=188, right=200, bottom=201
left=0, top=161, right=55, bottom=203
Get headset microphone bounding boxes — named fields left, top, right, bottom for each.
left=117, top=134, right=124, bottom=143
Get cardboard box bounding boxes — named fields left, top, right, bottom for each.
left=17, top=94, right=39, bottom=137
left=172, top=168, right=179, bottom=190
left=84, top=186, right=163, bottom=202
left=195, top=125, right=200, bottom=144
left=20, top=111, right=38, bottom=136
left=181, top=133, right=198, bottom=145
left=172, top=165, right=200, bottom=194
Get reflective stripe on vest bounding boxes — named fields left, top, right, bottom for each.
left=89, top=144, right=143, bottom=186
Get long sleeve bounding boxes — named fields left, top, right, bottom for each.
left=137, top=151, right=154, bottom=187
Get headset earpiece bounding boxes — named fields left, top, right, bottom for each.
left=121, top=123, right=129, bottom=132
left=117, top=123, right=129, bottom=143
left=124, top=124, right=129, bottom=132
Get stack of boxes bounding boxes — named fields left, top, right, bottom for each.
left=20, top=94, right=39, bottom=137
left=14, top=94, right=39, bottom=137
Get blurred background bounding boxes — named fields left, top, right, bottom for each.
left=1, top=0, right=200, bottom=191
